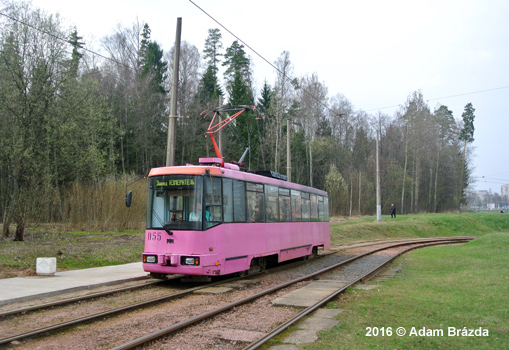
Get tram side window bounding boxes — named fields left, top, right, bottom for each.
left=223, top=178, right=233, bottom=223
left=247, top=183, right=264, bottom=222
left=301, top=192, right=310, bottom=220
left=205, top=177, right=222, bottom=228
left=311, top=194, right=318, bottom=221
left=319, top=196, right=329, bottom=221
left=324, top=197, right=330, bottom=221
left=233, top=180, right=246, bottom=222
left=291, top=190, right=301, bottom=221
left=279, top=188, right=291, bottom=222
left=265, top=185, right=278, bottom=222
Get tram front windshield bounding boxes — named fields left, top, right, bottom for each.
left=147, top=175, right=205, bottom=231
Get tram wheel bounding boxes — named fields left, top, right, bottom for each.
left=236, top=270, right=248, bottom=277
left=310, top=246, right=318, bottom=259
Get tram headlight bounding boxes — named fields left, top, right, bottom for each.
left=181, top=256, right=200, bottom=266
left=143, top=255, right=157, bottom=264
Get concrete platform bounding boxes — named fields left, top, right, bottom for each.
left=267, top=308, right=344, bottom=349
left=271, top=280, right=349, bottom=307
left=0, top=262, right=147, bottom=305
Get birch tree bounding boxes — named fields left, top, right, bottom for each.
left=295, top=73, right=328, bottom=187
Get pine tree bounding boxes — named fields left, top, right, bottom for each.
left=458, top=102, right=475, bottom=206
left=199, top=65, right=222, bottom=102
left=223, top=40, right=251, bottom=86
left=67, top=29, right=84, bottom=78
left=198, top=28, right=223, bottom=104
left=203, top=28, right=223, bottom=71
left=139, top=23, right=168, bottom=94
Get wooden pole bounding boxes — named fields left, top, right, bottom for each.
left=287, top=117, right=292, bottom=182
left=166, top=17, right=182, bottom=166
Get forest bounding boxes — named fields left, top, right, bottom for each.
left=0, top=1, right=475, bottom=241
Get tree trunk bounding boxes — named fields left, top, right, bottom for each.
left=14, top=220, right=24, bottom=242
left=414, top=156, right=420, bottom=213
left=349, top=173, right=353, bottom=217
left=358, top=170, right=362, bottom=215
left=433, top=146, right=440, bottom=212
left=2, top=211, right=11, bottom=238
left=428, top=167, right=433, bottom=212
left=309, top=141, right=313, bottom=187
left=459, top=140, right=467, bottom=208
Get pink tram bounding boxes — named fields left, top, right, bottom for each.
left=141, top=158, right=330, bottom=279
left=136, top=105, right=329, bottom=279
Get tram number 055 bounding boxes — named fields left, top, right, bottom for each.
left=147, top=232, right=162, bottom=241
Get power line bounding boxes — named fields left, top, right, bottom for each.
left=0, top=11, right=133, bottom=70
left=4, top=6, right=508, bottom=117
left=428, top=86, right=509, bottom=101
left=0, top=10, right=200, bottom=99
left=366, top=86, right=509, bottom=113
left=188, top=0, right=342, bottom=117
left=483, top=171, right=509, bottom=177
left=188, top=1, right=509, bottom=116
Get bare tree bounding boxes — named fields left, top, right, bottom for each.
left=295, top=73, right=328, bottom=187
left=165, top=41, right=206, bottom=164
left=101, top=21, right=168, bottom=173
left=272, top=51, right=294, bottom=172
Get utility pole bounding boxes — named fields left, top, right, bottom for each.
left=166, top=17, right=182, bottom=167
left=375, top=129, right=382, bottom=221
left=287, top=117, right=291, bottom=182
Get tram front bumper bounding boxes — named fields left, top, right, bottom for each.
left=142, top=253, right=222, bottom=276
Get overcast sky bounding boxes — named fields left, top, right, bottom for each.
left=26, top=0, right=509, bottom=193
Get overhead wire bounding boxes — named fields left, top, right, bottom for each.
left=0, top=11, right=133, bottom=71
left=2, top=5, right=508, bottom=116
left=0, top=10, right=199, bottom=97
left=188, top=1, right=509, bottom=117
left=366, top=86, right=509, bottom=112
left=188, top=0, right=343, bottom=118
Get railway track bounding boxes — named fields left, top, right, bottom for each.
left=0, top=237, right=472, bottom=349
left=0, top=236, right=438, bottom=318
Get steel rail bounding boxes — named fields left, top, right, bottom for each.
left=243, top=239, right=471, bottom=349
left=0, top=279, right=163, bottom=318
left=0, top=274, right=246, bottom=346
left=110, top=237, right=472, bottom=350
left=0, top=237, right=470, bottom=347
left=0, top=236, right=457, bottom=319
left=0, top=251, right=319, bottom=346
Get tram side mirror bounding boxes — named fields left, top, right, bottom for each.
left=125, top=190, right=133, bottom=208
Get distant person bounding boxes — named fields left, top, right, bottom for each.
left=390, top=203, right=396, bottom=218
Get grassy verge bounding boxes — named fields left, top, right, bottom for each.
left=330, top=212, right=509, bottom=242
left=289, top=232, right=509, bottom=349
left=1, top=212, right=508, bottom=279
left=0, top=226, right=144, bottom=278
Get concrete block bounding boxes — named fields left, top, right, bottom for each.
left=36, top=257, right=56, bottom=276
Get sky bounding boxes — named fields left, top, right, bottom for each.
left=25, top=0, right=509, bottom=193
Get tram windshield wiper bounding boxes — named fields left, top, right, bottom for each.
left=151, top=209, right=173, bottom=235
left=162, top=223, right=173, bottom=235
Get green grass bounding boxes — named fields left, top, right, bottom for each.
left=291, top=232, right=509, bottom=349
left=1, top=213, right=508, bottom=349
left=1, top=212, right=508, bottom=278
left=0, top=227, right=144, bottom=277
left=330, top=212, right=509, bottom=243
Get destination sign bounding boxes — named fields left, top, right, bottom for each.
left=156, top=179, right=195, bottom=187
